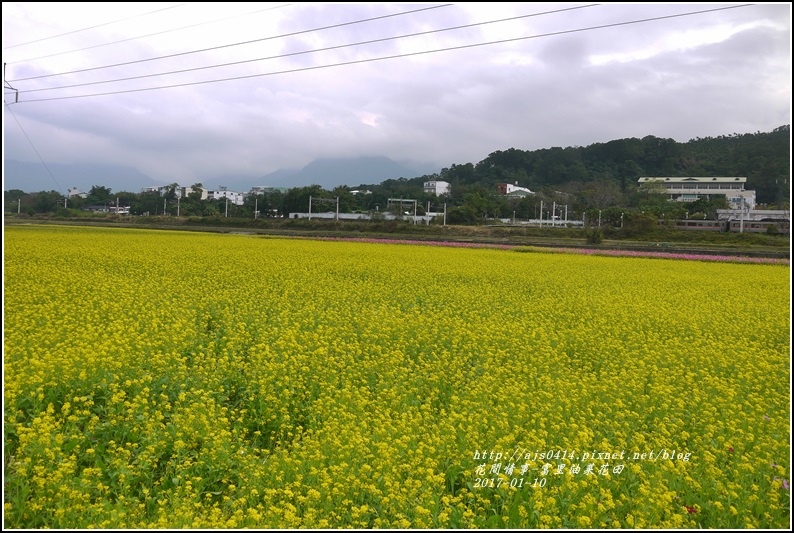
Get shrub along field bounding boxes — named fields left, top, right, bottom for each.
left=3, top=225, right=790, bottom=528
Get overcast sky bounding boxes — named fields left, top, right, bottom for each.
left=2, top=2, right=791, bottom=186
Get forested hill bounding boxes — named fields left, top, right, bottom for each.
left=371, top=125, right=790, bottom=204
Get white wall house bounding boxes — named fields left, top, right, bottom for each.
left=207, top=190, right=246, bottom=205
left=497, top=182, right=535, bottom=197
left=140, top=186, right=170, bottom=195
left=725, top=190, right=757, bottom=211
left=423, top=180, right=451, bottom=196
left=249, top=186, right=288, bottom=195
left=141, top=185, right=208, bottom=199
left=638, top=177, right=756, bottom=210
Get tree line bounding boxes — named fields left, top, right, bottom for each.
left=5, top=125, right=789, bottom=226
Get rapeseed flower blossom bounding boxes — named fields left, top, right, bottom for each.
left=3, top=225, right=790, bottom=528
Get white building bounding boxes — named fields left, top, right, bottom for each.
left=725, top=190, right=757, bottom=211
left=716, top=208, right=789, bottom=222
left=249, top=186, right=288, bottom=195
left=497, top=182, right=535, bottom=197
left=141, top=185, right=208, bottom=199
left=207, top=190, right=246, bottom=205
left=423, top=180, right=451, bottom=196
left=638, top=177, right=755, bottom=210
left=140, top=186, right=169, bottom=195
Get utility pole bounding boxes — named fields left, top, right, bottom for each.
left=777, top=177, right=788, bottom=209
left=739, top=198, right=745, bottom=233
left=220, top=186, right=228, bottom=217
left=4, top=63, right=19, bottom=103
left=310, top=196, right=340, bottom=221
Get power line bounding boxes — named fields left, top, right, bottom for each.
left=16, top=5, right=601, bottom=94
left=3, top=101, right=64, bottom=194
left=6, top=4, right=293, bottom=65
left=7, top=4, right=455, bottom=82
left=3, top=3, right=188, bottom=49
left=9, top=4, right=755, bottom=104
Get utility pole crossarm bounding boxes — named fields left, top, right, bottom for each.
left=4, top=63, right=19, bottom=103
left=309, top=196, right=340, bottom=220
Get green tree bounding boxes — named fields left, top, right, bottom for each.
left=622, top=210, right=659, bottom=235
left=580, top=178, right=625, bottom=210
left=686, top=195, right=728, bottom=220
left=439, top=163, right=477, bottom=187
left=85, top=185, right=112, bottom=206
left=446, top=205, right=479, bottom=224
left=132, top=191, right=161, bottom=216
left=112, top=192, right=137, bottom=212
left=32, top=190, right=64, bottom=213
left=163, top=183, right=179, bottom=201
left=332, top=186, right=357, bottom=213
left=632, top=179, right=669, bottom=215
left=360, top=190, right=388, bottom=212
left=461, top=186, right=500, bottom=221
left=202, top=202, right=220, bottom=217
left=281, top=185, right=326, bottom=217
left=188, top=183, right=205, bottom=200
left=5, top=189, right=27, bottom=213
left=618, top=160, right=644, bottom=193
left=506, top=195, right=535, bottom=219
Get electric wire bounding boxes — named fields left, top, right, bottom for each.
left=3, top=100, right=64, bottom=194
left=17, top=4, right=600, bottom=94
left=7, top=4, right=455, bottom=82
left=3, top=3, right=187, bottom=49
left=10, top=4, right=754, bottom=104
left=6, top=4, right=293, bottom=65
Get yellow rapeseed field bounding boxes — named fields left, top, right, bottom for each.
left=3, top=225, right=790, bottom=528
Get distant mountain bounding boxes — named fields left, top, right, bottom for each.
left=3, top=159, right=163, bottom=194
left=261, top=156, right=435, bottom=190
left=2, top=156, right=439, bottom=194
left=211, top=168, right=300, bottom=192
left=201, top=156, right=435, bottom=192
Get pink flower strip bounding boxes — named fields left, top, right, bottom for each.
left=306, top=237, right=789, bottom=265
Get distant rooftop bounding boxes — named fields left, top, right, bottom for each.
left=639, top=177, right=746, bottom=183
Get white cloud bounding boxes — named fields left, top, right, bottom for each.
left=3, top=2, right=791, bottom=185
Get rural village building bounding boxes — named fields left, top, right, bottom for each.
left=638, top=177, right=756, bottom=210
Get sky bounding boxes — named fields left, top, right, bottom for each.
left=2, top=2, right=792, bottom=189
